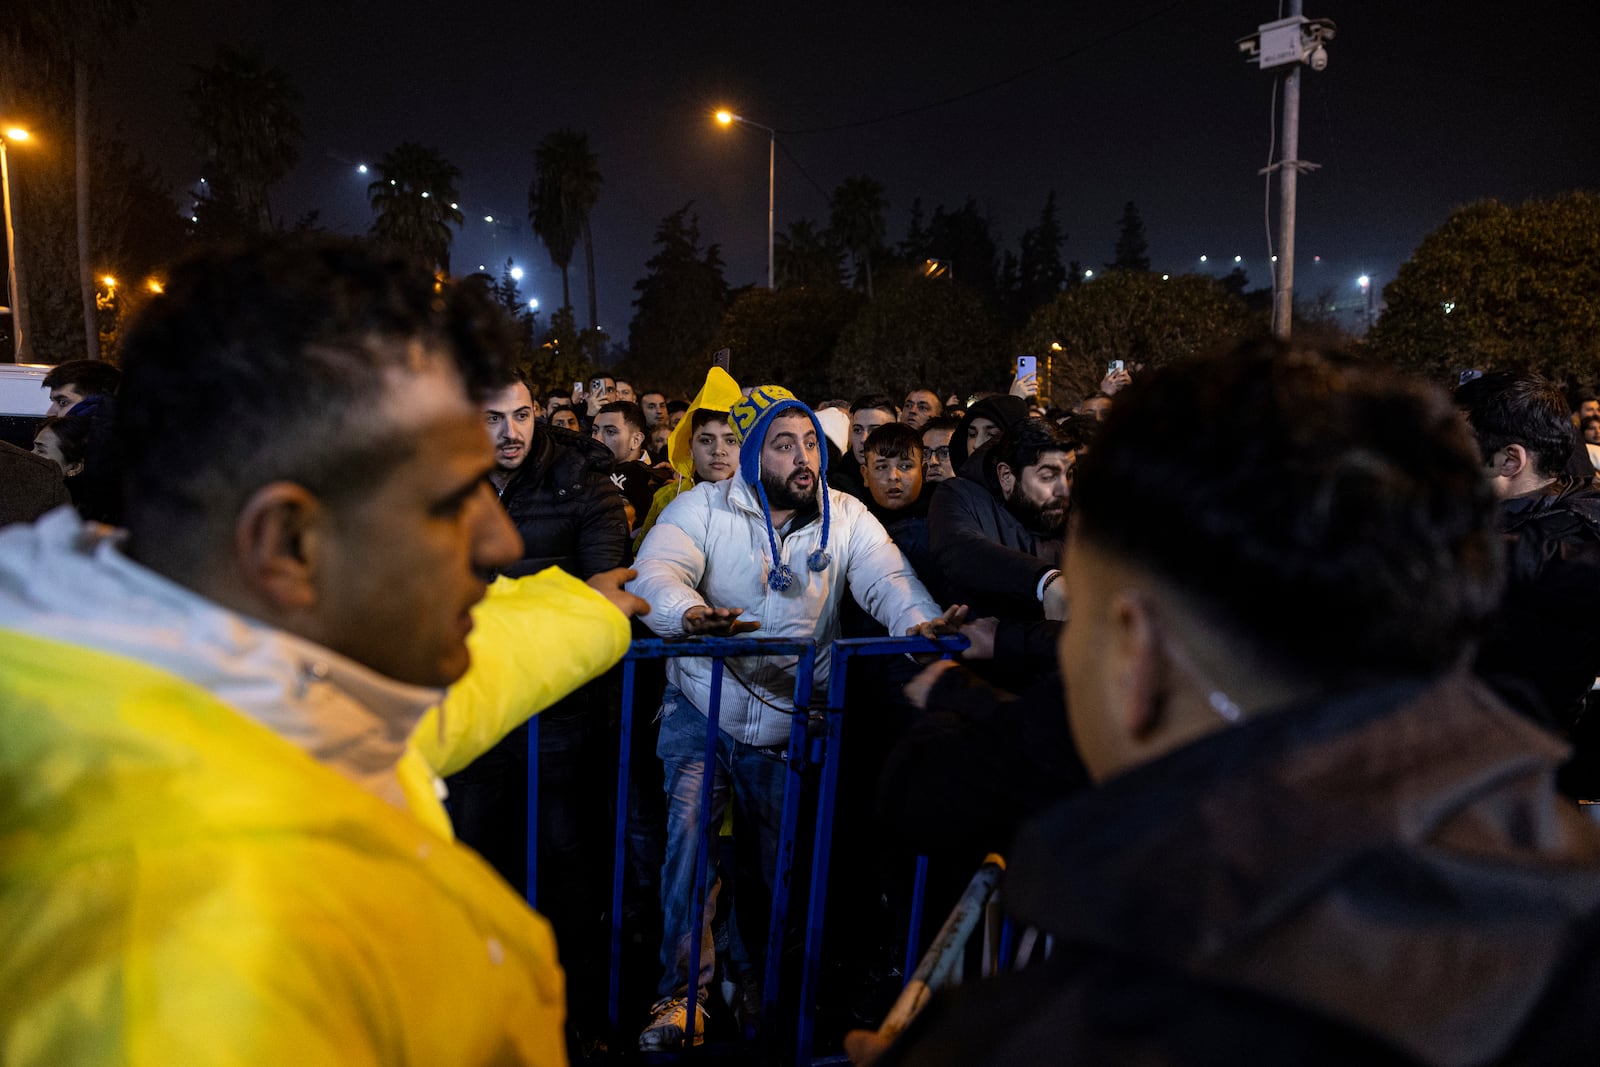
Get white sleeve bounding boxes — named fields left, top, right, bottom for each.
left=629, top=490, right=712, bottom=638
left=838, top=498, right=941, bottom=634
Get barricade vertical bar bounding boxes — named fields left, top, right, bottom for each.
left=903, top=854, right=930, bottom=987
left=525, top=712, right=540, bottom=909
left=997, top=916, right=1016, bottom=973
left=607, top=658, right=638, bottom=1031
left=684, top=656, right=725, bottom=1048
left=763, top=643, right=816, bottom=1027
left=795, top=645, right=856, bottom=1064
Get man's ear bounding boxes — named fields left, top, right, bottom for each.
left=1105, top=589, right=1165, bottom=743
left=1494, top=443, right=1529, bottom=481
left=995, top=461, right=1016, bottom=499
left=233, top=482, right=324, bottom=614
left=63, top=459, right=85, bottom=479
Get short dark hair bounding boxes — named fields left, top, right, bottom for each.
left=116, top=237, right=517, bottom=544
left=920, top=415, right=961, bottom=435
left=1456, top=373, right=1579, bottom=480
left=1074, top=340, right=1502, bottom=683
left=43, top=359, right=121, bottom=398
left=666, top=399, right=690, bottom=417
left=991, top=418, right=1071, bottom=474
left=35, top=413, right=92, bottom=467
left=641, top=390, right=667, bottom=404
left=597, top=400, right=646, bottom=438
left=690, top=407, right=731, bottom=432
left=545, top=392, right=571, bottom=410
left=850, top=393, right=899, bottom=419
left=864, top=422, right=925, bottom=463
left=1582, top=416, right=1600, bottom=432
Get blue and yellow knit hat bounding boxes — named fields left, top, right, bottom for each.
left=729, top=385, right=832, bottom=591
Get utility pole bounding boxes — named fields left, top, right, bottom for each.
left=1238, top=8, right=1335, bottom=340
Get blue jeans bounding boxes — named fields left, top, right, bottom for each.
left=656, top=685, right=787, bottom=1000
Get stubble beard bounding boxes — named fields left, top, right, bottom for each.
left=761, top=467, right=817, bottom=512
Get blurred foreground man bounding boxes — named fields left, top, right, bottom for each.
left=0, top=239, right=639, bottom=1065
left=859, top=343, right=1600, bottom=1066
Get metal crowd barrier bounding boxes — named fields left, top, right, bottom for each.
left=525, top=632, right=966, bottom=1061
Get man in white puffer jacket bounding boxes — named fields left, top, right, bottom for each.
left=629, top=385, right=961, bottom=1049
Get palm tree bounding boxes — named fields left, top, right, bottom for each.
left=367, top=143, right=463, bottom=273
left=528, top=129, right=602, bottom=329
left=829, top=176, right=887, bottom=298
left=186, top=46, right=302, bottom=233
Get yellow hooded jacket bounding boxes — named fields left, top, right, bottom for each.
left=0, top=554, right=630, bottom=1065
left=632, top=366, right=742, bottom=552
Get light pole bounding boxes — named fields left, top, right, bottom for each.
left=1358, top=274, right=1374, bottom=331
left=1, top=124, right=30, bottom=363
left=715, top=109, right=775, bottom=290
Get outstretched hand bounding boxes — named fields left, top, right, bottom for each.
left=905, top=603, right=970, bottom=641
left=586, top=568, right=650, bottom=619
left=683, top=604, right=761, bottom=636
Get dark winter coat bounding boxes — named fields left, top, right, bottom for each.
left=926, top=448, right=1061, bottom=622
left=881, top=672, right=1600, bottom=1067
left=1476, top=479, right=1600, bottom=735
left=495, top=422, right=630, bottom=580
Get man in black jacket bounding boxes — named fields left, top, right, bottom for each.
left=858, top=343, right=1600, bottom=1067
left=1457, top=373, right=1600, bottom=796
left=456, top=373, right=631, bottom=1034
left=927, top=418, right=1074, bottom=670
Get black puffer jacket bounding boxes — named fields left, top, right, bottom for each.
left=496, top=422, right=630, bottom=579
left=884, top=673, right=1600, bottom=1067
left=926, top=446, right=1061, bottom=622
left=1476, top=479, right=1600, bottom=733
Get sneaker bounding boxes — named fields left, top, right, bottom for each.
left=639, top=995, right=708, bottom=1050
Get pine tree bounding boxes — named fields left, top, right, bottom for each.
left=1109, top=201, right=1150, bottom=272
left=1018, top=191, right=1068, bottom=313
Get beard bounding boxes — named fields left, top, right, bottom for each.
left=761, top=466, right=817, bottom=512
left=1006, top=491, right=1067, bottom=537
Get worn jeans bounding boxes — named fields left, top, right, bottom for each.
left=656, top=684, right=787, bottom=1000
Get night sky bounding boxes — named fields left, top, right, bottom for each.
left=97, top=1, right=1599, bottom=338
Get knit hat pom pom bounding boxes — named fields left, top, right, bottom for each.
left=807, top=548, right=831, bottom=572
left=768, top=563, right=797, bottom=591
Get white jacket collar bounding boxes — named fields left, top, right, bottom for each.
left=0, top=509, right=438, bottom=809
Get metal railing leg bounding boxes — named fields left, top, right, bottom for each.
left=684, top=658, right=725, bottom=1047
left=607, top=659, right=637, bottom=1031
left=765, top=644, right=816, bottom=1029
left=903, top=854, right=929, bottom=988
left=795, top=648, right=854, bottom=1064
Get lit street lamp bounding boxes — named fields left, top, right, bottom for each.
left=1, top=124, right=31, bottom=362
left=715, top=108, right=776, bottom=289
left=1357, top=274, right=1374, bottom=330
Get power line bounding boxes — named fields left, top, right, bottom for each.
left=780, top=0, right=1192, bottom=136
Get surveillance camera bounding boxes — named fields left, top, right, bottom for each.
left=1308, top=45, right=1328, bottom=71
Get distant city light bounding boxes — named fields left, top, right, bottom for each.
left=510, top=267, right=524, bottom=281
left=190, top=215, right=198, bottom=222
left=1443, top=301, right=1455, bottom=314
left=1199, top=254, right=1208, bottom=263
left=1233, top=255, right=1242, bottom=263
left=1083, top=269, right=1094, bottom=279
left=1313, top=255, right=1322, bottom=262
left=389, top=179, right=397, bottom=186
left=420, top=191, right=430, bottom=198
left=450, top=202, right=458, bottom=210
left=101, top=275, right=116, bottom=287
left=199, top=177, right=207, bottom=184
left=357, top=164, right=368, bottom=174
left=1358, top=275, right=1370, bottom=288
left=484, top=215, right=494, bottom=223
left=1270, top=255, right=1278, bottom=262
left=146, top=278, right=163, bottom=294
left=1162, top=274, right=1170, bottom=280
left=528, top=298, right=539, bottom=310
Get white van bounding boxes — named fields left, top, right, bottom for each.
left=0, top=363, right=52, bottom=449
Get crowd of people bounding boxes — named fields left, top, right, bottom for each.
left=4, top=234, right=1600, bottom=1066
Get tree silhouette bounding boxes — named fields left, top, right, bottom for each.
left=529, top=129, right=603, bottom=329
left=830, top=176, right=888, bottom=298
left=367, top=142, right=463, bottom=272
left=1109, top=200, right=1150, bottom=272
left=629, top=204, right=730, bottom=389
left=186, top=46, right=302, bottom=234
left=1018, top=191, right=1068, bottom=314
left=925, top=198, right=999, bottom=300
left=774, top=219, right=843, bottom=289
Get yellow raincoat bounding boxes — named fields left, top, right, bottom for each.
left=631, top=366, right=742, bottom=552
left=0, top=566, right=630, bottom=1065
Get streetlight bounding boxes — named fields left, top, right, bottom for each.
left=1, top=124, right=31, bottom=361
left=714, top=107, right=776, bottom=289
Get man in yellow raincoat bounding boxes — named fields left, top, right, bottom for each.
left=0, top=238, right=641, bottom=1065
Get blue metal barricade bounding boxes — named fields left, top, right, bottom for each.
left=524, top=631, right=966, bottom=1061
